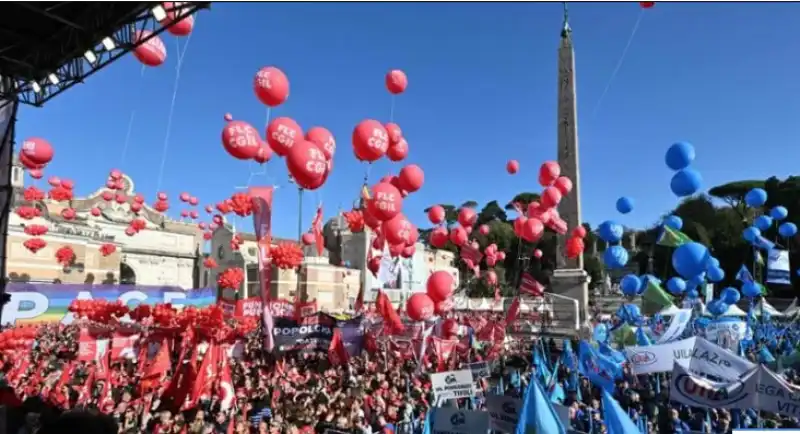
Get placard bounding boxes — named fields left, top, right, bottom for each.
left=430, top=369, right=477, bottom=400
left=485, top=394, right=520, bottom=433
left=468, top=361, right=490, bottom=380
left=430, top=407, right=490, bottom=434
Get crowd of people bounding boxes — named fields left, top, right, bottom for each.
left=0, top=306, right=797, bottom=434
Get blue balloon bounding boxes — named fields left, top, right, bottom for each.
left=620, top=274, right=641, bottom=296
left=742, top=281, right=762, bottom=298
left=666, top=277, right=687, bottom=295
left=753, top=235, right=775, bottom=251
left=670, top=168, right=703, bottom=197
left=593, top=323, right=608, bottom=343
left=663, top=215, right=683, bottom=231
left=707, top=267, right=725, bottom=283
left=687, top=273, right=706, bottom=288
left=603, top=245, right=629, bottom=270
left=617, top=304, right=641, bottom=324
left=754, top=215, right=773, bottom=231
left=707, top=299, right=730, bottom=317
left=770, top=206, right=789, bottom=221
left=638, top=274, right=659, bottom=295
left=742, top=226, right=761, bottom=243
left=707, top=257, right=720, bottom=269
left=779, top=222, right=798, bottom=238
left=672, top=242, right=711, bottom=279
left=597, top=220, right=624, bottom=243
left=665, top=141, right=695, bottom=171
left=616, top=197, right=634, bottom=215
left=720, top=287, right=741, bottom=305
left=744, top=188, right=767, bottom=208
left=687, top=289, right=699, bottom=299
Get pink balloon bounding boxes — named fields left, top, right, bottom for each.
left=541, top=186, right=563, bottom=209
left=302, top=233, right=315, bottom=246
left=514, top=216, right=527, bottom=237
left=485, top=270, right=498, bottom=286
left=266, top=117, right=303, bottom=157
left=401, top=245, right=415, bottom=258
left=48, top=176, right=60, bottom=187
left=29, top=169, right=43, bottom=179
left=522, top=218, right=544, bottom=243
left=157, top=192, right=168, bottom=201
left=398, top=164, right=424, bottom=193
left=539, top=161, right=561, bottom=187
left=179, top=193, right=190, bottom=202
left=554, top=176, right=573, bottom=196
left=428, top=205, right=445, bottom=225
left=90, top=207, right=101, bottom=217
left=534, top=249, right=543, bottom=258
left=457, top=207, right=477, bottom=228
left=497, top=251, right=506, bottom=261
left=254, top=66, right=290, bottom=107
left=189, top=197, right=199, bottom=206
left=479, top=224, right=490, bottom=236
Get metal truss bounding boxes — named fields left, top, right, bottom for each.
left=0, top=2, right=210, bottom=107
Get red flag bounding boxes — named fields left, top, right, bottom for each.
left=110, top=332, right=139, bottom=361
left=312, top=203, right=324, bottom=256
left=327, top=329, right=350, bottom=366
left=505, top=296, right=521, bottom=325
left=250, top=186, right=275, bottom=351
left=520, top=272, right=545, bottom=297
left=140, top=337, right=171, bottom=393
left=186, top=341, right=219, bottom=410
left=376, top=291, right=404, bottom=333
left=217, top=345, right=235, bottom=412
left=77, top=329, right=110, bottom=380
left=431, top=337, right=457, bottom=372
left=353, top=280, right=365, bottom=313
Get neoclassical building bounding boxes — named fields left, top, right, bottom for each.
left=8, top=159, right=204, bottom=288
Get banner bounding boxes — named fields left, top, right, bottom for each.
left=430, top=369, right=478, bottom=401
left=249, top=186, right=274, bottom=304
left=767, top=249, right=791, bottom=285
left=2, top=284, right=215, bottom=325
left=656, top=308, right=692, bottom=343
left=468, top=361, right=490, bottom=380
left=669, top=362, right=754, bottom=409
left=272, top=313, right=335, bottom=353
left=485, top=394, right=520, bottom=433
left=745, top=364, right=800, bottom=417
left=625, top=337, right=754, bottom=379
left=703, top=318, right=749, bottom=352
left=335, top=316, right=366, bottom=356
left=430, top=408, right=490, bottom=434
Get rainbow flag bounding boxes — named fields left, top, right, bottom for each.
left=361, top=184, right=371, bottom=201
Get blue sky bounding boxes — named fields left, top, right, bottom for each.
left=14, top=2, right=800, bottom=240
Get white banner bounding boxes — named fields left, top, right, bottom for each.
left=431, top=369, right=478, bottom=401
left=657, top=308, right=693, bottom=343
left=746, top=364, right=800, bottom=418
left=431, top=408, right=490, bottom=434
left=485, top=394, right=520, bottom=433
left=669, top=362, right=754, bottom=409
left=625, top=337, right=754, bottom=379
left=767, top=249, right=791, bottom=285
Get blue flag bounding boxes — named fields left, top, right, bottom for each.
left=635, top=327, right=652, bottom=346
left=515, top=375, right=566, bottom=434
left=736, top=264, right=754, bottom=283
left=422, top=409, right=432, bottom=434
left=560, top=339, right=576, bottom=370
left=601, top=389, right=640, bottom=434
left=579, top=341, right=619, bottom=392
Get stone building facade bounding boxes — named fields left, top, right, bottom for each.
left=8, top=160, right=203, bottom=288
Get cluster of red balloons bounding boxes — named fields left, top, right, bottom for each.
left=23, top=224, right=48, bottom=237
left=55, top=246, right=76, bottom=266
left=203, top=257, right=218, bottom=269
left=23, top=186, right=45, bottom=202
left=0, top=326, right=38, bottom=352
left=22, top=238, right=46, bottom=254
left=47, top=176, right=74, bottom=202
left=217, top=267, right=244, bottom=290
left=406, top=270, right=455, bottom=322
left=99, top=243, right=117, bottom=257
left=566, top=225, right=587, bottom=259
left=271, top=242, right=304, bottom=270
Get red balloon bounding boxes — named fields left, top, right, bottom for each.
left=385, top=123, right=403, bottom=145
left=157, top=192, right=168, bottom=201
left=180, top=210, right=189, bottom=218
left=48, top=176, right=60, bottom=187
left=367, top=182, right=402, bottom=221
left=497, top=251, right=506, bottom=261
left=485, top=270, right=498, bottom=286
left=29, top=169, right=43, bottom=179
left=441, top=317, right=458, bottom=335
left=18, top=152, right=44, bottom=170
left=223, top=113, right=233, bottom=122
left=179, top=193, right=190, bottom=202
left=383, top=214, right=413, bottom=246
left=266, top=117, right=302, bottom=157
left=386, top=138, right=409, bottom=162
left=301, top=233, right=315, bottom=246
left=125, top=227, right=136, bottom=237
left=479, top=224, right=490, bottom=236
left=388, top=243, right=404, bottom=258
left=427, top=270, right=454, bottom=302
left=401, top=245, right=415, bottom=258
left=386, top=69, right=408, bottom=95
left=21, top=138, right=54, bottom=165
left=398, top=164, right=424, bottom=193
left=449, top=226, right=468, bottom=247
left=189, top=210, right=199, bottom=219
left=429, top=227, right=448, bottom=248
left=538, top=161, right=561, bottom=187
left=566, top=236, right=585, bottom=259
left=254, top=145, right=272, bottom=164
left=534, top=249, right=543, bottom=258
left=60, top=179, right=74, bottom=190
left=134, top=194, right=145, bottom=204
left=362, top=205, right=381, bottom=231
left=352, top=120, right=389, bottom=162
left=90, top=207, right=101, bottom=217
left=286, top=141, right=328, bottom=190
left=132, top=30, right=167, bottom=67
left=506, top=160, right=519, bottom=175
left=572, top=225, right=587, bottom=238
left=189, top=197, right=199, bottom=206
left=159, top=2, right=195, bottom=36
left=254, top=66, right=290, bottom=107
left=428, top=205, right=445, bottom=225
left=101, top=191, right=113, bottom=202
left=406, top=293, right=433, bottom=322
left=514, top=216, right=527, bottom=237
left=457, top=207, right=477, bottom=228
left=554, top=176, right=573, bottom=196
left=640, top=2, right=655, bottom=8
left=540, top=186, right=563, bottom=209
left=305, top=127, right=336, bottom=160
left=115, top=194, right=127, bottom=205
left=522, top=218, right=544, bottom=243
left=205, top=205, right=213, bottom=213
left=222, top=120, right=261, bottom=160
left=109, top=169, right=122, bottom=180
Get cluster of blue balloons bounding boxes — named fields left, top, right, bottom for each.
left=665, top=142, right=702, bottom=197
left=741, top=187, right=797, bottom=244
left=705, top=281, right=762, bottom=317
left=597, top=220, right=629, bottom=269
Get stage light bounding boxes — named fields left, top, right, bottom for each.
left=151, top=5, right=167, bottom=21
left=31, top=82, right=41, bottom=93
left=101, top=37, right=116, bottom=51
left=84, top=50, right=97, bottom=64
left=47, top=74, right=59, bottom=85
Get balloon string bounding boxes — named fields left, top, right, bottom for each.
left=589, top=8, right=644, bottom=120
left=154, top=22, right=196, bottom=194
left=119, top=65, right=147, bottom=168
left=389, top=95, right=396, bottom=123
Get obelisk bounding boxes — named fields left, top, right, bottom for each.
left=552, top=3, right=590, bottom=326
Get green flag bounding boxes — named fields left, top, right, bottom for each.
left=656, top=226, right=693, bottom=248
left=642, top=280, right=674, bottom=309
